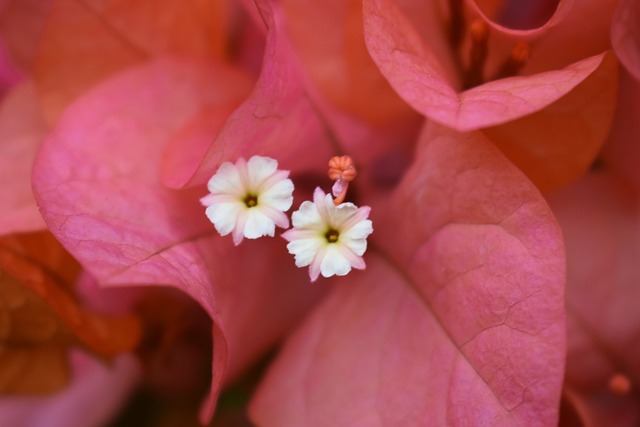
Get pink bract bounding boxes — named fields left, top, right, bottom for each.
left=32, top=57, right=326, bottom=423
left=250, top=123, right=566, bottom=426
left=359, top=0, right=619, bottom=191
left=25, top=0, right=622, bottom=425
left=363, top=0, right=617, bottom=131
left=176, top=0, right=334, bottom=189
left=549, top=67, right=640, bottom=426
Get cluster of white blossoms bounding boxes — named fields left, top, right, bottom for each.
left=200, top=155, right=373, bottom=282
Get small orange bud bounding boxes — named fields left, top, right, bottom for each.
left=328, top=156, right=357, bottom=205
left=328, top=155, right=357, bottom=182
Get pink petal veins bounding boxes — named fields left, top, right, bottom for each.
left=252, top=122, right=566, bottom=426
left=363, top=0, right=613, bottom=131
left=32, top=58, right=325, bottom=425
left=187, top=0, right=334, bottom=187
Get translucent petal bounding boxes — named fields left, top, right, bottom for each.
left=207, top=161, right=244, bottom=195
left=287, top=238, right=324, bottom=268
left=329, top=202, right=360, bottom=228
left=282, top=228, right=321, bottom=242
left=247, top=155, right=279, bottom=187
left=343, top=237, right=368, bottom=257
left=261, top=208, right=290, bottom=230
left=341, top=206, right=372, bottom=231
left=231, top=211, right=248, bottom=246
left=291, top=200, right=322, bottom=228
left=320, top=245, right=352, bottom=278
left=314, top=189, right=332, bottom=222
left=342, top=219, right=374, bottom=242
left=309, top=247, right=325, bottom=282
left=244, top=209, right=277, bottom=239
left=205, top=202, right=243, bottom=236
left=260, top=178, right=294, bottom=211
left=337, top=244, right=367, bottom=270
left=199, top=193, right=217, bottom=207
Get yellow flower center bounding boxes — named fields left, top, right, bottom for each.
left=325, top=228, right=340, bottom=243
left=244, top=194, right=258, bottom=208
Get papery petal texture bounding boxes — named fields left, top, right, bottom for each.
left=33, top=58, right=325, bottom=424
left=363, top=0, right=617, bottom=131
left=184, top=0, right=334, bottom=188
left=251, top=123, right=566, bottom=426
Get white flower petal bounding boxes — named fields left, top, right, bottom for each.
left=247, top=155, right=279, bottom=186
left=320, top=245, right=352, bottom=278
left=330, top=202, right=359, bottom=228
left=232, top=212, right=248, bottom=246
left=343, top=237, right=368, bottom=257
left=287, top=238, right=323, bottom=267
left=202, top=155, right=294, bottom=244
left=341, top=206, right=372, bottom=230
left=244, top=209, right=276, bottom=239
left=291, top=200, right=322, bottom=228
left=309, top=248, right=325, bottom=282
left=205, top=202, right=243, bottom=236
left=260, top=178, right=294, bottom=211
left=340, top=247, right=366, bottom=270
left=281, top=228, right=319, bottom=242
left=342, top=219, right=374, bottom=241
left=200, top=193, right=217, bottom=207
left=207, top=161, right=244, bottom=195
left=314, top=189, right=333, bottom=222
left=284, top=187, right=373, bottom=281
left=264, top=209, right=290, bottom=229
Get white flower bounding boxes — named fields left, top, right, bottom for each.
left=200, top=156, right=294, bottom=245
left=282, top=187, right=373, bottom=282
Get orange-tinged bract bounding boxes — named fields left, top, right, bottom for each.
left=33, top=0, right=232, bottom=124
left=1, top=0, right=639, bottom=425
left=0, top=232, right=141, bottom=394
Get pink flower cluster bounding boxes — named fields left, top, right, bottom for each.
left=1, top=0, right=639, bottom=425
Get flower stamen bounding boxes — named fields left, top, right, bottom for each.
left=493, top=41, right=531, bottom=81
left=463, top=19, right=489, bottom=89
left=448, top=5, right=533, bottom=89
